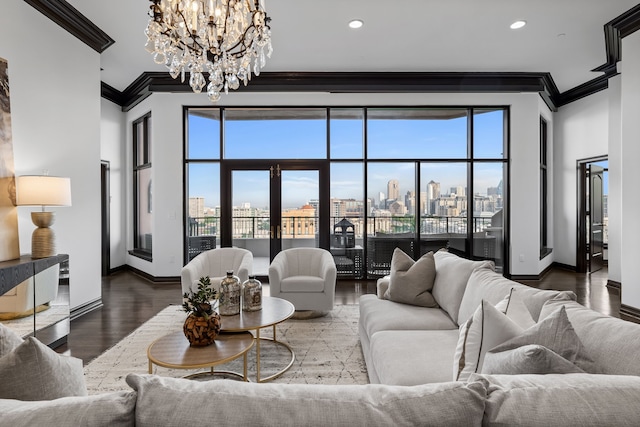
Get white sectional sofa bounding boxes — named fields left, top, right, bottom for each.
left=359, top=250, right=576, bottom=385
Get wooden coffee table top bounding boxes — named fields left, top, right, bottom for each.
left=147, top=330, right=254, bottom=370
left=220, top=297, right=295, bottom=332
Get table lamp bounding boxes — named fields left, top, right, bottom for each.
left=16, top=175, right=72, bottom=259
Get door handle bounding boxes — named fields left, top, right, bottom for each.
left=277, top=225, right=281, bottom=239
left=270, top=226, right=274, bottom=239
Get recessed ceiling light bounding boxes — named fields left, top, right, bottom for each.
left=510, top=20, right=526, bottom=30
left=349, top=19, right=364, bottom=29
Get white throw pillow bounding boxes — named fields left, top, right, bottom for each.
left=494, top=288, right=536, bottom=330
left=453, top=300, right=523, bottom=381
left=383, top=248, right=438, bottom=307
left=484, top=305, right=594, bottom=372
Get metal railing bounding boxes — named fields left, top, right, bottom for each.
left=188, top=214, right=497, bottom=238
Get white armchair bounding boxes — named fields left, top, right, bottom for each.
left=268, top=248, right=337, bottom=312
left=181, top=247, right=253, bottom=296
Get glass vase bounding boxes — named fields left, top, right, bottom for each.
left=242, top=275, right=262, bottom=312
left=219, top=271, right=241, bottom=316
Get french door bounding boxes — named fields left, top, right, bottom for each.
left=220, top=161, right=329, bottom=275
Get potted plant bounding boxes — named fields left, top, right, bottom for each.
left=182, top=276, right=221, bottom=347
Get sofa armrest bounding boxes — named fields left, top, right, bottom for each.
left=376, top=276, right=390, bottom=299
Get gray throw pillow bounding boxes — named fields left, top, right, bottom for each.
left=0, top=391, right=136, bottom=427
left=384, top=248, right=438, bottom=307
left=486, top=306, right=594, bottom=372
left=0, top=323, right=24, bottom=357
left=0, top=337, right=87, bottom=400
left=481, top=344, right=586, bottom=375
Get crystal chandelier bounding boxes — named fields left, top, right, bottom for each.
left=145, top=0, right=272, bottom=102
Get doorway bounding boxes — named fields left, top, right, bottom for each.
left=577, top=157, right=608, bottom=274
left=220, top=161, right=329, bottom=275
left=100, top=161, right=110, bottom=276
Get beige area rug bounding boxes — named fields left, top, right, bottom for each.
left=84, top=304, right=368, bottom=393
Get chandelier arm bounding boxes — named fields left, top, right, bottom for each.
left=174, top=6, right=208, bottom=59
left=224, top=19, right=267, bottom=58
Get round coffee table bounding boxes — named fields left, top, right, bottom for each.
left=220, top=296, right=295, bottom=382
left=147, top=330, right=254, bottom=381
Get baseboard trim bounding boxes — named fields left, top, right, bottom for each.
left=123, top=265, right=180, bottom=283
left=108, top=265, right=127, bottom=275
left=620, top=304, right=640, bottom=324
left=510, top=274, right=540, bottom=281
left=552, top=262, right=577, bottom=272
left=606, top=280, right=621, bottom=291
left=70, top=298, right=103, bottom=320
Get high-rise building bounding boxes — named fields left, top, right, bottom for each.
left=189, top=197, right=205, bottom=218
left=426, top=180, right=440, bottom=215
left=405, top=190, right=416, bottom=214
left=420, top=191, right=427, bottom=214
left=387, top=179, right=399, bottom=201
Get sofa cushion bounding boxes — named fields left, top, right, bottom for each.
left=0, top=391, right=137, bottom=427
left=540, top=297, right=640, bottom=375
left=481, top=344, right=586, bottom=375
left=384, top=248, right=438, bottom=307
left=359, top=295, right=457, bottom=339
left=432, top=250, right=494, bottom=324
left=0, top=323, right=23, bottom=357
left=472, top=373, right=640, bottom=427
left=487, top=305, right=593, bottom=372
left=127, top=373, right=487, bottom=426
left=0, top=337, right=87, bottom=400
left=369, top=330, right=460, bottom=385
left=453, top=300, right=523, bottom=381
left=457, top=267, right=574, bottom=325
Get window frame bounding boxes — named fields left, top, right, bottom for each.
left=131, top=112, right=153, bottom=261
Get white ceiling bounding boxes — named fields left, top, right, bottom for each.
left=66, top=0, right=639, bottom=94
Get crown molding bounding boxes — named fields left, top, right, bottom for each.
left=109, top=71, right=561, bottom=112
left=24, top=0, right=114, bottom=53
left=588, top=5, right=640, bottom=83
left=101, top=81, right=126, bottom=106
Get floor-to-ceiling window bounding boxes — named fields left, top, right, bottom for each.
left=185, top=106, right=509, bottom=276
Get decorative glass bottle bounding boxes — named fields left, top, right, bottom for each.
left=242, top=275, right=262, bottom=312
left=219, top=271, right=241, bottom=316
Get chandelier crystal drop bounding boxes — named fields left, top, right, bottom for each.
left=145, top=0, right=272, bottom=102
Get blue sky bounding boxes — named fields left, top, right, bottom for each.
left=187, top=109, right=506, bottom=209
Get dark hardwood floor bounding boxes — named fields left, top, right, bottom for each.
left=56, top=266, right=619, bottom=364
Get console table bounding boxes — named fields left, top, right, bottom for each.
left=0, top=254, right=69, bottom=348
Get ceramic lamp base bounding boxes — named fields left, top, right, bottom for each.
left=31, top=211, right=56, bottom=259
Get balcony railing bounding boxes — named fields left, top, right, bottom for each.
left=188, top=214, right=496, bottom=238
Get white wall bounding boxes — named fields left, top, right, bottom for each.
left=553, top=89, right=609, bottom=267
left=620, top=31, right=640, bottom=309
left=607, top=75, right=622, bottom=283
left=123, top=91, right=542, bottom=277
left=100, top=99, right=127, bottom=269
left=0, top=1, right=102, bottom=310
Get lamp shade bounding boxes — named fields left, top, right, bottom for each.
left=16, top=176, right=72, bottom=207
